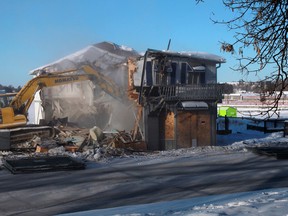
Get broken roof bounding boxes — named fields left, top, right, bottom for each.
left=30, top=43, right=225, bottom=75
left=144, top=49, right=226, bottom=64
left=30, top=41, right=139, bottom=75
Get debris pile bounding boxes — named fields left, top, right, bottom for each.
left=50, top=125, right=146, bottom=154
left=1, top=123, right=146, bottom=170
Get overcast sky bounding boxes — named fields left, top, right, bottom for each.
left=0, top=0, right=270, bottom=86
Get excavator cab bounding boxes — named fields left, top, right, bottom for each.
left=0, top=93, right=23, bottom=128
left=0, top=107, right=27, bottom=129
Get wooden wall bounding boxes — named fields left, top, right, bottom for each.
left=145, top=107, right=215, bottom=150
left=176, top=110, right=211, bottom=148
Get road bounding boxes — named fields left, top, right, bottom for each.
left=1, top=151, right=288, bottom=216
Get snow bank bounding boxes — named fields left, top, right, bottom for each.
left=55, top=117, right=288, bottom=215
left=58, top=187, right=288, bottom=216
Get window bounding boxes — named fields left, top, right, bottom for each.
left=187, top=63, right=205, bottom=84
left=180, top=63, right=186, bottom=84
left=187, top=72, right=205, bottom=84
left=153, top=60, right=177, bottom=85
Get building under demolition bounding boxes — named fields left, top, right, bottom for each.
left=129, top=49, right=225, bottom=150
left=30, top=42, right=139, bottom=131
left=31, top=42, right=225, bottom=150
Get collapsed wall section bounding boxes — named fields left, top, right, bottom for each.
left=31, top=42, right=139, bottom=131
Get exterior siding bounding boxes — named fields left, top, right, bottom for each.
left=176, top=110, right=212, bottom=148
left=134, top=49, right=224, bottom=150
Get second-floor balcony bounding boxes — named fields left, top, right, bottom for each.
left=139, top=84, right=223, bottom=102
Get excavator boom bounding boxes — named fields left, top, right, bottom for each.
left=0, top=65, right=128, bottom=150
left=1, top=74, right=95, bottom=129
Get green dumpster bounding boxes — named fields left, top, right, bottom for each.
left=218, top=106, right=237, bottom=117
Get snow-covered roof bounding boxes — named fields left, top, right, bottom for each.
left=145, top=49, right=226, bottom=64
left=30, top=43, right=226, bottom=75
left=30, top=41, right=139, bottom=75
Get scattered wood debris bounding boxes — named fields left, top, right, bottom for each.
left=36, top=125, right=147, bottom=153
left=0, top=123, right=147, bottom=173
left=103, top=130, right=147, bottom=151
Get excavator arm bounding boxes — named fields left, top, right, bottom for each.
left=0, top=65, right=130, bottom=150
left=0, top=73, right=95, bottom=129
left=81, top=65, right=128, bottom=102
left=11, top=72, right=95, bottom=114
left=0, top=65, right=128, bottom=129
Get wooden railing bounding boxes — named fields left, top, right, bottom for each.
left=156, top=84, right=223, bottom=101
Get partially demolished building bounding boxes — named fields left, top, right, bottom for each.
left=30, top=42, right=139, bottom=131
left=31, top=42, right=225, bottom=150
left=129, top=49, right=225, bottom=150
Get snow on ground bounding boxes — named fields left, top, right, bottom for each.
left=59, top=187, right=288, bottom=216
left=56, top=117, right=288, bottom=216
left=2, top=116, right=288, bottom=215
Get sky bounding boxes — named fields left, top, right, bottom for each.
left=0, top=0, right=270, bottom=87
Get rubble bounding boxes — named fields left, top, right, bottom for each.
left=0, top=123, right=146, bottom=173
left=105, top=130, right=147, bottom=151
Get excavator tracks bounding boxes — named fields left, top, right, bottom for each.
left=0, top=126, right=54, bottom=151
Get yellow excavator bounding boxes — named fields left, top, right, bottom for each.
left=0, top=65, right=127, bottom=150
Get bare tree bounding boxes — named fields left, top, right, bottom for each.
left=212, top=0, right=288, bottom=118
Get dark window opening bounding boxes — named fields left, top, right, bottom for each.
left=180, top=63, right=186, bottom=84
left=146, top=61, right=153, bottom=85
left=188, top=72, right=205, bottom=84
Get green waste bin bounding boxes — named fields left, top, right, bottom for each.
left=218, top=106, right=237, bottom=117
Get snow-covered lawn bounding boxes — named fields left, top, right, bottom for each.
left=58, top=120, right=288, bottom=216
left=2, top=117, right=288, bottom=216
left=60, top=187, right=288, bottom=216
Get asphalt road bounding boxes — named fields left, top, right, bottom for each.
left=1, top=151, right=288, bottom=216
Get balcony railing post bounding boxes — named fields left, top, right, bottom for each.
left=156, top=84, right=222, bottom=101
